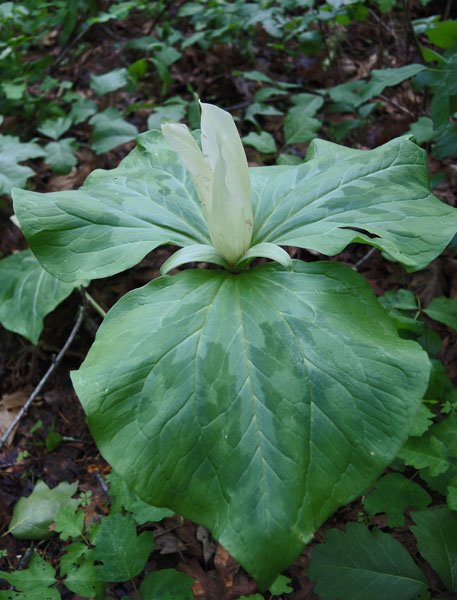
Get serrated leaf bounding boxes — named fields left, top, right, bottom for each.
left=38, top=117, right=72, bottom=141
left=398, top=434, right=449, bottom=476
left=107, top=472, right=173, bottom=524
left=72, top=261, right=429, bottom=588
left=242, top=131, right=277, bottom=154
left=283, top=108, right=321, bottom=144
left=308, top=523, right=428, bottom=600
left=8, top=480, right=78, bottom=539
left=90, top=68, right=129, bottom=95
left=363, top=473, right=431, bottom=526
left=409, top=403, right=435, bottom=437
left=93, top=514, right=154, bottom=581
left=54, top=505, right=84, bottom=540
left=0, top=250, right=76, bottom=343
left=13, top=133, right=457, bottom=286
left=0, top=553, right=56, bottom=591
left=424, top=297, right=457, bottom=331
left=269, top=574, right=292, bottom=595
left=140, top=569, right=194, bottom=600
left=90, top=109, right=138, bottom=154
left=411, top=506, right=457, bottom=591
left=44, top=139, right=78, bottom=175
left=60, top=543, right=102, bottom=598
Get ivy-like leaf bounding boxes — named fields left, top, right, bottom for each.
left=0, top=250, right=76, bottom=343
left=92, top=514, right=154, bottom=581
left=72, top=262, right=429, bottom=588
left=363, top=473, right=431, bottom=526
left=8, top=481, right=79, bottom=539
left=13, top=133, right=457, bottom=284
left=411, top=506, right=457, bottom=591
left=308, top=523, right=428, bottom=600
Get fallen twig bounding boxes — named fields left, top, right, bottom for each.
left=0, top=304, right=86, bottom=451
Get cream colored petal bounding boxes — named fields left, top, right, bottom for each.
left=200, top=102, right=252, bottom=228
left=161, top=123, right=213, bottom=218
left=208, top=137, right=251, bottom=265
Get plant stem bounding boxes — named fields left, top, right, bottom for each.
left=84, top=291, right=107, bottom=318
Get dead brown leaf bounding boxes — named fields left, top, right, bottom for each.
left=0, top=389, right=29, bottom=446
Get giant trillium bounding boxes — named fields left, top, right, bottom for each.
left=12, top=103, right=457, bottom=588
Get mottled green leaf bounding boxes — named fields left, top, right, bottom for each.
left=140, top=569, right=194, bottom=600
left=252, top=137, right=457, bottom=271
left=411, top=506, right=457, bottom=591
left=308, top=523, right=427, bottom=600
left=72, top=262, right=428, bottom=588
left=13, top=133, right=457, bottom=286
left=424, top=296, right=457, bottom=330
left=364, top=473, right=431, bottom=526
left=8, top=481, right=79, bottom=539
left=13, top=131, right=209, bottom=282
left=93, top=514, right=154, bottom=581
left=0, top=250, right=76, bottom=343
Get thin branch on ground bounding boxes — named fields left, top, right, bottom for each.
left=0, top=304, right=86, bottom=451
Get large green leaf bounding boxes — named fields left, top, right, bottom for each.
left=251, top=137, right=457, bottom=271
left=0, top=250, right=76, bottom=343
left=13, top=133, right=457, bottom=284
left=13, top=131, right=209, bottom=282
left=308, top=523, right=428, bottom=600
left=72, top=261, right=429, bottom=588
left=411, top=506, right=457, bottom=591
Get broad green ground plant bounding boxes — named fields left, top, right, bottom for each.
left=12, top=103, right=457, bottom=588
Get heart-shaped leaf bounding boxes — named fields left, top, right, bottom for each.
left=72, top=262, right=429, bottom=588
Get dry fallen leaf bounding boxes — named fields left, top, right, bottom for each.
left=0, top=389, right=29, bottom=446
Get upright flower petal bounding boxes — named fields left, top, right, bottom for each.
left=161, top=123, right=213, bottom=219
left=200, top=102, right=252, bottom=232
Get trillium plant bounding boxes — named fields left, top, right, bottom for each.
left=12, top=103, right=457, bottom=588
